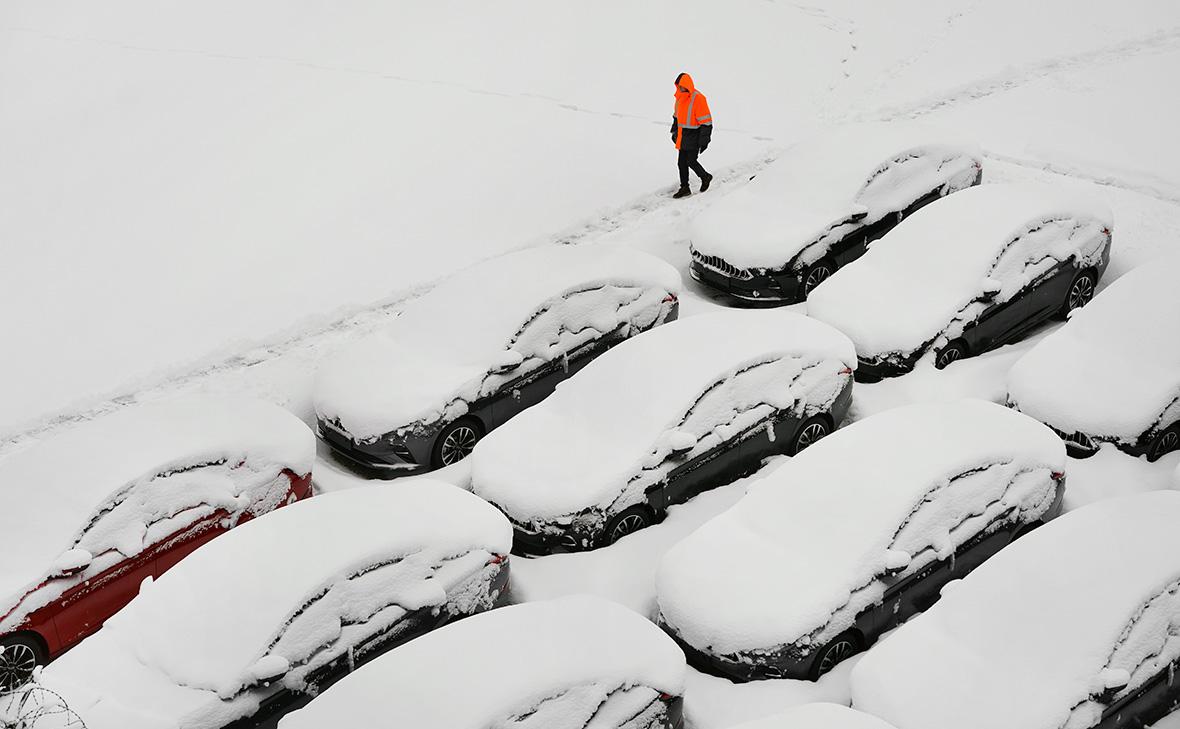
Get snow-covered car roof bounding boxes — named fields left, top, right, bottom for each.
left=277, top=595, right=686, bottom=729
left=690, top=122, right=980, bottom=270
left=1008, top=254, right=1180, bottom=442
left=41, top=481, right=512, bottom=727
left=851, top=491, right=1180, bottom=729
left=730, top=703, right=899, bottom=729
left=807, top=183, right=1113, bottom=358
left=314, top=245, right=681, bottom=440
left=0, top=396, right=314, bottom=626
left=471, top=309, right=855, bottom=523
left=656, top=399, right=1064, bottom=656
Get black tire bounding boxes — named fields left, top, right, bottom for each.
left=430, top=418, right=484, bottom=469
left=788, top=415, right=831, bottom=456
left=602, top=506, right=654, bottom=546
left=935, top=340, right=969, bottom=370
left=1058, top=270, right=1097, bottom=319
left=802, top=259, right=837, bottom=297
left=1148, top=424, right=1180, bottom=462
left=0, top=633, right=46, bottom=693
left=809, top=630, right=863, bottom=680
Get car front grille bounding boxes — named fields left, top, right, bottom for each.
left=691, top=249, right=753, bottom=280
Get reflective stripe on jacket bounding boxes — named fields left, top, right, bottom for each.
left=672, top=72, right=712, bottom=150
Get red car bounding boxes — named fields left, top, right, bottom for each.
left=0, top=396, right=315, bottom=691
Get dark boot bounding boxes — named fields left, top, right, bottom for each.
left=673, top=186, right=692, bottom=199
left=700, top=172, right=714, bottom=192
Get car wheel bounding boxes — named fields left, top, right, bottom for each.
left=935, top=340, right=969, bottom=370
left=809, top=630, right=862, bottom=680
left=789, top=416, right=830, bottom=456
left=431, top=418, right=484, bottom=469
left=802, top=259, right=836, bottom=297
left=0, top=634, right=46, bottom=693
left=1148, top=424, right=1180, bottom=462
left=1058, top=270, right=1097, bottom=319
left=603, top=506, right=654, bottom=546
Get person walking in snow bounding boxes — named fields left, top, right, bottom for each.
left=670, top=72, right=713, bottom=199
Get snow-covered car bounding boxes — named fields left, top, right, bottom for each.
left=808, top=183, right=1113, bottom=381
left=38, top=482, right=511, bottom=729
left=315, top=245, right=681, bottom=473
left=0, top=396, right=314, bottom=693
left=656, top=399, right=1065, bottom=682
left=851, top=491, right=1180, bottom=729
left=278, top=595, right=686, bottom=729
left=688, top=122, right=981, bottom=303
left=1007, top=254, right=1180, bottom=461
left=729, top=703, right=899, bottom=729
left=471, top=310, right=856, bottom=554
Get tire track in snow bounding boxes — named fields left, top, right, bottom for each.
left=867, top=26, right=1180, bottom=121
left=0, top=156, right=775, bottom=455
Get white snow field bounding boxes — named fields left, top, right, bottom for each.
left=276, top=595, right=686, bottom=729
left=39, top=482, right=512, bottom=729
left=851, top=491, right=1180, bottom=729
left=729, top=703, right=899, bottom=729
left=0, top=396, right=314, bottom=634
left=1007, top=253, right=1180, bottom=458
left=3, top=1, right=1180, bottom=727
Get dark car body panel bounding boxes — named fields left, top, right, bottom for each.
left=1095, top=655, right=1180, bottom=729
left=690, top=182, right=960, bottom=305
left=320, top=303, right=680, bottom=474
left=854, top=238, right=1112, bottom=383
left=511, top=378, right=854, bottom=555
left=226, top=561, right=510, bottom=729
left=673, top=481, right=1065, bottom=682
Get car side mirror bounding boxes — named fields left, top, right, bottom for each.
left=490, top=350, right=524, bottom=375
left=1094, top=668, right=1130, bottom=703
left=248, top=655, right=290, bottom=683
left=980, top=277, right=1002, bottom=302
left=665, top=429, right=698, bottom=456
left=52, top=548, right=92, bottom=577
left=882, top=549, right=911, bottom=576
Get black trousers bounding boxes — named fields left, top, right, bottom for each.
left=678, top=145, right=709, bottom=187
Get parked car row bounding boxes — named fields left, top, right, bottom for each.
left=2, top=121, right=1175, bottom=729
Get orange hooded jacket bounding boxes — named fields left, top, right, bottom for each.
left=672, top=73, right=712, bottom=150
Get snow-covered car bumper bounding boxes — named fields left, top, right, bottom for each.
left=317, top=417, right=432, bottom=473
left=853, top=352, right=919, bottom=383
left=659, top=618, right=813, bottom=682
left=689, top=258, right=803, bottom=304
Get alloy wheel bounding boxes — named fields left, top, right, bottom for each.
left=610, top=513, right=648, bottom=543
left=0, top=642, right=37, bottom=693
left=937, top=346, right=964, bottom=368
left=439, top=426, right=479, bottom=466
left=817, top=638, right=857, bottom=677
left=795, top=422, right=828, bottom=452
left=804, top=264, right=833, bottom=294
left=1067, top=275, right=1095, bottom=312
left=1152, top=430, right=1180, bottom=460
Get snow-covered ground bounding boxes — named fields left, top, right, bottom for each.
left=4, top=1, right=1180, bottom=727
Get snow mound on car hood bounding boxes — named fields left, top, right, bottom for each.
left=0, top=396, right=314, bottom=630
left=91, top=481, right=510, bottom=697
left=470, top=310, right=855, bottom=523
left=314, top=245, right=680, bottom=439
left=730, top=703, right=900, bottom=729
left=657, top=399, right=1064, bottom=655
left=807, top=183, right=1112, bottom=358
left=1008, top=254, right=1180, bottom=441
left=277, top=595, right=686, bottom=729
left=690, top=122, right=979, bottom=270
left=851, top=491, right=1180, bottom=729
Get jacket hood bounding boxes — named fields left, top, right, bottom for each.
left=674, top=72, right=696, bottom=94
